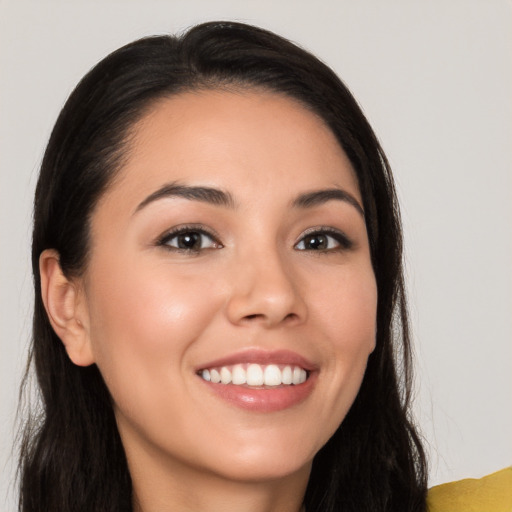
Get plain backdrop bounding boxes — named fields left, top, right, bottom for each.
left=1, top=0, right=511, bottom=509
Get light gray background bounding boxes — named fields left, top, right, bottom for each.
left=1, top=0, right=511, bottom=509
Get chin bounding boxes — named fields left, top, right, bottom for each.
left=207, top=454, right=313, bottom=484
left=195, top=433, right=319, bottom=484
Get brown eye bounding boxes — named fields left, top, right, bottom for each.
left=301, top=234, right=329, bottom=250
left=295, top=229, right=352, bottom=252
left=160, top=228, right=220, bottom=252
left=174, top=232, right=202, bottom=250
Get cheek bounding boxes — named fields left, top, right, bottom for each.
left=84, top=256, right=224, bottom=391
left=335, top=274, right=377, bottom=377
left=307, top=265, right=377, bottom=417
left=311, top=265, right=377, bottom=352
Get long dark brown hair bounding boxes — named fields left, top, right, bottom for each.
left=19, top=21, right=427, bottom=512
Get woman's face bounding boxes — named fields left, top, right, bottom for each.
left=78, top=90, right=377, bottom=483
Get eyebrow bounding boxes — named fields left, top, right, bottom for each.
left=292, top=189, right=364, bottom=217
left=135, top=183, right=364, bottom=217
left=135, top=182, right=236, bottom=213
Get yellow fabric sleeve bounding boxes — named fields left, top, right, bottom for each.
left=427, top=467, right=512, bottom=512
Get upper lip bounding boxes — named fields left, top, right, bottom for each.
left=196, top=348, right=317, bottom=372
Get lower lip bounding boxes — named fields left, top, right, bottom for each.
left=199, top=373, right=317, bottom=412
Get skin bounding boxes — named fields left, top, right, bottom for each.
left=41, top=90, right=377, bottom=512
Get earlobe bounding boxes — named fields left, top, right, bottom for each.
left=39, top=249, right=95, bottom=367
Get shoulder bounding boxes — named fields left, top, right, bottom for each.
left=427, top=467, right=512, bottom=512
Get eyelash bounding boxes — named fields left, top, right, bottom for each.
left=157, top=224, right=222, bottom=253
left=156, top=225, right=353, bottom=254
left=294, top=227, right=353, bottom=253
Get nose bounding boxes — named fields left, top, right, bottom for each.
left=225, top=248, right=307, bottom=328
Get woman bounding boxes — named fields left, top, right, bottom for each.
left=19, top=21, right=427, bottom=511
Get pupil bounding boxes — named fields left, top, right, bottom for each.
left=178, top=232, right=200, bottom=249
left=306, top=234, right=327, bottom=249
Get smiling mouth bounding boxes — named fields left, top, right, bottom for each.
left=198, top=363, right=309, bottom=387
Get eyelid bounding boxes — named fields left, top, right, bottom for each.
left=156, top=224, right=223, bottom=250
left=294, top=226, right=353, bottom=251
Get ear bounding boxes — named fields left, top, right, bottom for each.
left=39, top=249, right=95, bottom=366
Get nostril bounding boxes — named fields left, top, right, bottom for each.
left=244, top=314, right=263, bottom=321
left=227, top=283, right=307, bottom=327
left=242, top=312, right=298, bottom=324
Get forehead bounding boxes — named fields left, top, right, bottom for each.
left=101, top=89, right=361, bottom=210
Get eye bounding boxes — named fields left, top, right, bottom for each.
left=294, top=228, right=352, bottom=252
left=158, top=226, right=222, bottom=253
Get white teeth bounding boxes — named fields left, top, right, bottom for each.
left=246, top=364, right=264, bottom=386
left=282, top=366, right=292, bottom=385
left=263, top=364, right=281, bottom=386
left=220, top=367, right=231, bottom=384
left=232, top=364, right=246, bottom=385
left=200, top=363, right=308, bottom=387
left=210, top=368, right=221, bottom=384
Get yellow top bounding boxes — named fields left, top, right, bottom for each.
left=427, top=467, right=512, bottom=512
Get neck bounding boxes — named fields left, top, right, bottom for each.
left=126, top=434, right=310, bottom=512
left=132, top=472, right=308, bottom=512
